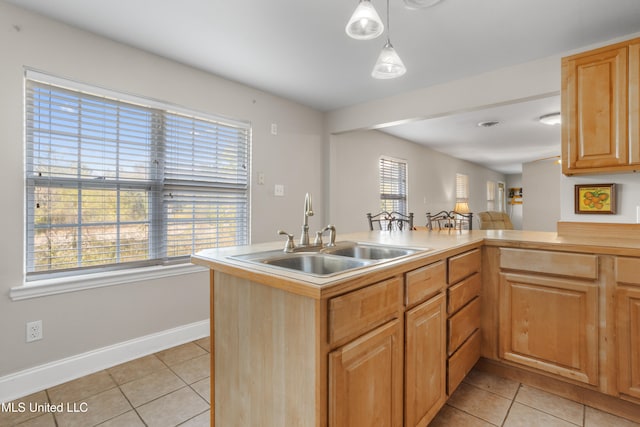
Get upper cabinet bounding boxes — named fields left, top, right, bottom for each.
left=562, top=38, right=640, bottom=175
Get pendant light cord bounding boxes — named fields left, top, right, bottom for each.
left=386, top=0, right=391, bottom=42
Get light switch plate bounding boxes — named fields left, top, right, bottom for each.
left=274, top=184, right=284, bottom=197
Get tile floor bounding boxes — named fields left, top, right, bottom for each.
left=1, top=338, right=639, bottom=427
left=0, top=337, right=211, bottom=427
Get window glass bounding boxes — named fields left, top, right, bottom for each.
left=25, top=74, right=250, bottom=279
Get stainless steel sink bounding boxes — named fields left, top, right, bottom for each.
left=230, top=251, right=375, bottom=277
left=321, top=241, right=420, bottom=260
left=229, top=242, right=425, bottom=277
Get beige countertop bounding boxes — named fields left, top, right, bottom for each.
left=191, top=228, right=640, bottom=299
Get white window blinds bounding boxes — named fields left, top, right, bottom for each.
left=379, top=157, right=408, bottom=214
left=25, top=74, right=250, bottom=279
left=456, top=173, right=469, bottom=202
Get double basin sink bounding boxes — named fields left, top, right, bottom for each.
left=230, top=241, right=425, bottom=277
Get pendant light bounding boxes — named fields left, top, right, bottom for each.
left=403, top=0, right=443, bottom=10
left=345, top=0, right=384, bottom=40
left=372, top=0, right=406, bottom=79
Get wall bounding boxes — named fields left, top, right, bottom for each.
left=0, top=1, right=324, bottom=396
left=522, top=159, right=562, bottom=231
left=325, top=32, right=640, bottom=226
left=328, top=130, right=505, bottom=233
left=561, top=174, right=640, bottom=223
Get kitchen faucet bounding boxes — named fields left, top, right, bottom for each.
left=277, top=193, right=337, bottom=252
left=300, top=192, right=314, bottom=246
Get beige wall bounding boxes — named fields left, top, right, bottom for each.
left=522, top=159, right=562, bottom=231
left=0, top=2, right=324, bottom=381
left=328, top=130, right=505, bottom=233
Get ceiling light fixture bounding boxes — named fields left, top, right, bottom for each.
left=345, top=0, right=384, bottom=40
left=477, top=120, right=500, bottom=128
left=347, top=0, right=443, bottom=79
left=371, top=0, right=406, bottom=79
left=403, top=0, right=444, bottom=10
left=539, top=112, right=561, bottom=125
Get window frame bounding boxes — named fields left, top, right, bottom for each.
left=23, top=70, right=251, bottom=283
left=378, top=156, right=408, bottom=214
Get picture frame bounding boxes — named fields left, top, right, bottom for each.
left=574, top=184, right=616, bottom=214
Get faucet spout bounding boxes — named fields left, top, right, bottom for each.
left=300, top=192, right=314, bottom=245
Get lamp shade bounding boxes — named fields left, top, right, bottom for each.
left=454, top=200, right=470, bottom=214
left=371, top=40, right=406, bottom=79
left=345, top=0, right=384, bottom=40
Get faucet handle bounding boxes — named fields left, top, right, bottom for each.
left=314, top=230, right=323, bottom=246
left=277, top=230, right=295, bottom=252
left=322, top=224, right=337, bottom=247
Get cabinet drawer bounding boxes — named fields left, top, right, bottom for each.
left=448, top=272, right=481, bottom=315
left=405, top=260, right=446, bottom=307
left=617, top=257, right=640, bottom=286
left=500, top=248, right=598, bottom=280
left=448, top=249, right=481, bottom=285
left=447, top=329, right=481, bottom=395
left=329, top=277, right=402, bottom=347
left=448, top=296, right=480, bottom=355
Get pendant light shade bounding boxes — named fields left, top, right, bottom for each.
left=372, top=40, right=406, bottom=79
left=345, top=0, right=384, bottom=40
left=403, top=0, right=443, bottom=10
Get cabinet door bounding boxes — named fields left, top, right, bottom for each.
left=617, top=287, right=640, bottom=400
left=499, top=273, right=598, bottom=385
left=405, top=293, right=446, bottom=427
left=562, top=44, right=628, bottom=173
left=329, top=319, right=403, bottom=427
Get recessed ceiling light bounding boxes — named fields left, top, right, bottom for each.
left=539, top=112, right=561, bottom=125
left=477, top=120, right=500, bottom=128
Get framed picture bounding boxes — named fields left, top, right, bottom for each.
left=574, top=184, right=616, bottom=214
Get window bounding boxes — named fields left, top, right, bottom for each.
left=379, top=157, right=407, bottom=214
left=25, top=72, right=250, bottom=280
left=456, top=173, right=469, bottom=204
left=487, top=180, right=496, bottom=210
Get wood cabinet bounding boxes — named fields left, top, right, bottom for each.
left=404, top=261, right=447, bottom=427
left=202, top=244, right=483, bottom=427
left=616, top=257, right=640, bottom=401
left=405, top=293, right=446, bottom=427
left=562, top=37, right=640, bottom=175
left=328, top=276, right=403, bottom=427
left=329, top=319, right=403, bottom=427
left=446, top=249, right=481, bottom=394
left=498, top=248, right=599, bottom=385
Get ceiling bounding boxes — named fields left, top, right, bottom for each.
left=6, top=0, right=640, bottom=174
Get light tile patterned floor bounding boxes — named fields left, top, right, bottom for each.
left=430, top=369, right=640, bottom=427
left=2, top=338, right=639, bottom=426
left=0, top=338, right=211, bottom=427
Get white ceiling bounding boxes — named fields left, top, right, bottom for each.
left=6, top=0, right=640, bottom=174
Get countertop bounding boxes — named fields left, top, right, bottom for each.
left=191, top=228, right=640, bottom=299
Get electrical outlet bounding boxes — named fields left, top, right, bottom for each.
left=26, top=320, right=43, bottom=342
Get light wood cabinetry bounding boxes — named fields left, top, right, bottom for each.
left=404, top=260, right=447, bottom=427
left=202, top=241, right=487, bottom=427
left=404, top=293, right=446, bottom=427
left=562, top=37, right=640, bottom=175
left=328, top=276, right=403, bottom=427
left=498, top=248, right=599, bottom=385
left=616, top=257, right=640, bottom=401
left=446, top=249, right=481, bottom=394
left=329, top=319, right=403, bottom=427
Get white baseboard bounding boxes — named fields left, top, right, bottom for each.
left=0, top=319, right=210, bottom=404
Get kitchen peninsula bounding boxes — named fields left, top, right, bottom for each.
left=191, top=223, right=640, bottom=426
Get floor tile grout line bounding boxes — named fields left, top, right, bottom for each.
left=499, top=383, right=521, bottom=427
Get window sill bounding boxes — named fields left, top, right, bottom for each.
left=10, top=263, right=208, bottom=301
